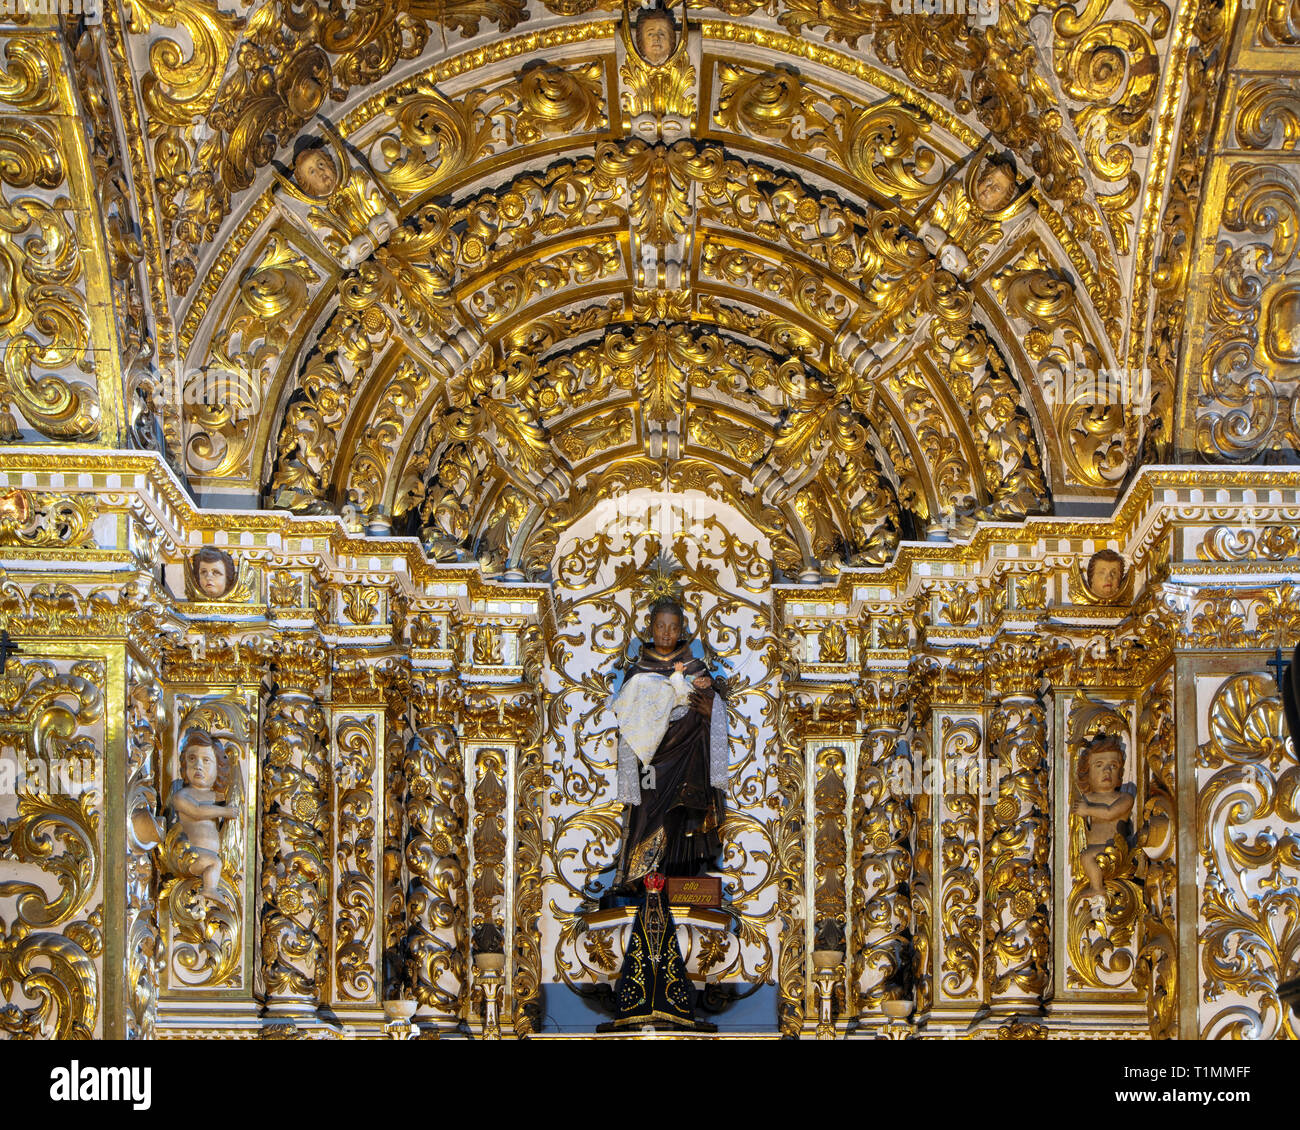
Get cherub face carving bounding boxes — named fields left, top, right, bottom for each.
left=1086, top=551, right=1125, bottom=601
left=294, top=147, right=339, bottom=197
left=636, top=12, right=675, bottom=65
left=974, top=161, right=1016, bottom=213
left=192, top=547, right=236, bottom=599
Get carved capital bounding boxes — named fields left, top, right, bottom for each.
left=272, top=636, right=328, bottom=694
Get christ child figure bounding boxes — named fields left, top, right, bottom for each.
left=171, top=728, right=239, bottom=896
left=612, top=644, right=708, bottom=770
left=1070, top=734, right=1133, bottom=899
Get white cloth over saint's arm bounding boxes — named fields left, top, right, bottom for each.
left=612, top=673, right=678, bottom=768
left=614, top=690, right=729, bottom=803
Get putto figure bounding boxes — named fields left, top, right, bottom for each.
left=1070, top=733, right=1134, bottom=900
left=191, top=546, right=237, bottom=600
left=168, top=728, right=241, bottom=896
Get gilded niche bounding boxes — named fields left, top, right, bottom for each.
left=159, top=703, right=249, bottom=991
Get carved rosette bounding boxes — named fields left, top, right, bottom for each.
left=984, top=639, right=1053, bottom=1008
left=260, top=644, right=330, bottom=1014
left=851, top=678, right=912, bottom=1013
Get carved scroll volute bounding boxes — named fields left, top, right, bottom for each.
left=0, top=29, right=120, bottom=443
left=404, top=678, right=469, bottom=1029
left=1195, top=672, right=1297, bottom=1039
left=851, top=677, right=912, bottom=1016
left=0, top=658, right=105, bottom=1038
left=260, top=641, right=330, bottom=1017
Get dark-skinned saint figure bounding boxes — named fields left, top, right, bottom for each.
left=605, top=597, right=728, bottom=1028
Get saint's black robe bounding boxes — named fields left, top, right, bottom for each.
left=613, top=644, right=725, bottom=887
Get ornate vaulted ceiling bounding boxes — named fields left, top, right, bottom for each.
left=52, top=0, right=1258, bottom=572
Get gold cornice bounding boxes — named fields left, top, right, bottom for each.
left=5, top=451, right=1300, bottom=601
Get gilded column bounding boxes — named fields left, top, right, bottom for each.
left=125, top=663, right=163, bottom=1038
left=851, top=676, right=912, bottom=1016
left=405, top=676, right=469, bottom=1032
left=983, top=637, right=1054, bottom=1014
left=775, top=686, right=807, bottom=1037
left=511, top=651, right=545, bottom=1036
left=260, top=638, right=330, bottom=1020
left=329, top=659, right=391, bottom=1018
left=924, top=648, right=986, bottom=1027
left=812, top=743, right=848, bottom=959
left=906, top=660, right=936, bottom=1023
left=1135, top=667, right=1178, bottom=1037
left=382, top=669, right=411, bottom=1002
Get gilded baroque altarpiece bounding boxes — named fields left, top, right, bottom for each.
left=0, top=0, right=1296, bottom=1039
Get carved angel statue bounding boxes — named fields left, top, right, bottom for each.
left=1069, top=733, right=1134, bottom=909
left=164, top=727, right=243, bottom=900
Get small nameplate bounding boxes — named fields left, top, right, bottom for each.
left=666, top=876, right=722, bottom=908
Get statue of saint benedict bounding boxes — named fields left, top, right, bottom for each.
left=610, top=596, right=728, bottom=890
left=602, top=587, right=729, bottom=1029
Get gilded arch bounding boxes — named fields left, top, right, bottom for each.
left=167, top=20, right=1142, bottom=550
